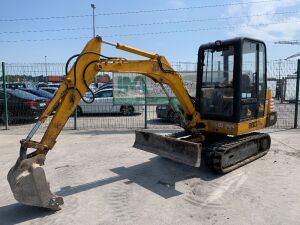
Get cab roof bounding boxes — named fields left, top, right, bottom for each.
left=198, top=37, right=265, bottom=52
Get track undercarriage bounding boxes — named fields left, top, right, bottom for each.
left=204, top=132, right=271, bottom=173
left=134, top=131, right=271, bottom=173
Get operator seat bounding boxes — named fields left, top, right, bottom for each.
left=241, top=74, right=251, bottom=93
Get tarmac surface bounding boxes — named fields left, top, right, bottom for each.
left=0, top=128, right=300, bottom=225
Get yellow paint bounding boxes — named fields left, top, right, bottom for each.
left=203, top=117, right=267, bottom=135
left=26, top=37, right=276, bottom=155
left=36, top=37, right=101, bottom=154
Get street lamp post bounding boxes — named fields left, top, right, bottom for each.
left=278, top=59, right=281, bottom=80
left=91, top=4, right=97, bottom=84
left=91, top=4, right=96, bottom=38
left=44, top=56, right=48, bottom=82
left=275, top=59, right=283, bottom=102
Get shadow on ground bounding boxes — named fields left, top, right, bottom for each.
left=0, top=157, right=220, bottom=224
left=0, top=203, right=54, bottom=225
left=56, top=156, right=221, bottom=198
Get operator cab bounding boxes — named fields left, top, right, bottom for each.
left=196, top=37, right=267, bottom=123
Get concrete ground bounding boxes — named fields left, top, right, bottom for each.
left=0, top=128, right=300, bottom=225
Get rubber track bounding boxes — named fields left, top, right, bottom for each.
left=205, top=132, right=270, bottom=174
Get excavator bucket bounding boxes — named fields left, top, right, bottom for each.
left=133, top=130, right=202, bottom=167
left=7, top=154, right=63, bottom=210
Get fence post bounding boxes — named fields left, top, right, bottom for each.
left=74, top=106, right=77, bottom=130
left=1, top=62, right=8, bottom=130
left=294, top=59, right=300, bottom=129
left=144, top=77, right=147, bottom=129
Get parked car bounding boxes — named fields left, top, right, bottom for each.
left=83, top=84, right=100, bottom=98
left=37, top=82, right=61, bottom=88
left=156, top=96, right=196, bottom=123
left=37, top=82, right=48, bottom=88
left=77, top=88, right=142, bottom=116
left=4, top=82, right=35, bottom=89
left=0, top=89, right=48, bottom=124
left=98, top=82, right=112, bottom=91
left=20, top=88, right=54, bottom=100
left=156, top=103, right=182, bottom=123
left=40, top=87, right=58, bottom=94
left=47, top=83, right=61, bottom=88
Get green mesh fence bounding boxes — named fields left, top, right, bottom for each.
left=0, top=61, right=299, bottom=130
left=112, top=71, right=196, bottom=105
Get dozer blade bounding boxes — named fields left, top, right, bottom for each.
left=7, top=154, right=63, bottom=210
left=133, top=130, right=202, bottom=167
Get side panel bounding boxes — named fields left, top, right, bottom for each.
left=203, top=117, right=268, bottom=136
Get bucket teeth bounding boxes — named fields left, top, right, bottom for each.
left=7, top=154, right=64, bottom=210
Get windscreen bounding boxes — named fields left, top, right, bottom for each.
left=202, top=46, right=234, bottom=87
left=200, top=45, right=234, bottom=118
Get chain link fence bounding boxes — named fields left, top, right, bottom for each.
left=1, top=60, right=300, bottom=131
left=266, top=60, right=300, bottom=128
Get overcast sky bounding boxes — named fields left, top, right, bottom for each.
left=1, top=0, right=300, bottom=63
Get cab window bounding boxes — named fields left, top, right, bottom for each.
left=240, top=41, right=265, bottom=120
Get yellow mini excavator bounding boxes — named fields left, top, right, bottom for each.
left=7, top=36, right=277, bottom=210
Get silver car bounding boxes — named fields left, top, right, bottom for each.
left=77, top=88, right=142, bottom=116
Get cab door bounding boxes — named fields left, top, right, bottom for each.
left=240, top=40, right=266, bottom=121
